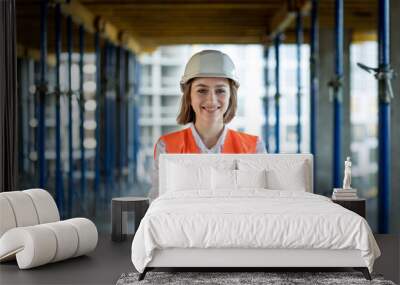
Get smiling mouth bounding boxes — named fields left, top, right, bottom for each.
left=202, top=106, right=221, bottom=112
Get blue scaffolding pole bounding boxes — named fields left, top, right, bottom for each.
left=26, top=61, right=34, bottom=173
left=263, top=46, right=270, bottom=153
left=296, top=9, right=303, bottom=154
left=94, top=32, right=100, bottom=195
left=67, top=16, right=73, bottom=217
left=127, top=52, right=135, bottom=181
left=110, top=45, right=116, bottom=192
left=104, top=42, right=113, bottom=197
left=331, top=0, right=344, bottom=188
left=104, top=41, right=109, bottom=194
left=79, top=25, right=86, bottom=209
left=28, top=61, right=34, bottom=173
left=119, top=47, right=126, bottom=178
left=54, top=3, right=64, bottom=214
left=38, top=0, right=48, bottom=188
left=310, top=0, right=319, bottom=188
left=115, top=47, right=121, bottom=176
left=19, top=60, right=30, bottom=174
left=274, top=34, right=282, bottom=153
left=358, top=0, right=395, bottom=233
left=124, top=53, right=130, bottom=170
left=133, top=54, right=141, bottom=180
left=377, top=0, right=392, bottom=233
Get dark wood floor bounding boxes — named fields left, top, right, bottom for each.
left=1, top=234, right=399, bottom=285
left=0, top=233, right=133, bottom=285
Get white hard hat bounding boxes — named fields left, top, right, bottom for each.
left=180, top=50, right=240, bottom=91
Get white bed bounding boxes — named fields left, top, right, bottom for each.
left=131, top=154, right=380, bottom=280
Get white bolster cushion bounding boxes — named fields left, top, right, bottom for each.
left=0, top=196, right=17, bottom=237
left=0, top=226, right=57, bottom=269
left=23, top=189, right=60, bottom=224
left=64, top=218, right=98, bottom=257
left=42, top=221, right=79, bottom=262
left=0, top=191, right=39, bottom=227
left=0, top=218, right=98, bottom=269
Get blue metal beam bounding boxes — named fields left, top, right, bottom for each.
left=38, top=0, right=47, bottom=188
left=274, top=34, right=281, bottom=153
left=133, top=54, right=141, bottom=180
left=94, top=32, right=100, bottom=195
left=296, top=9, right=303, bottom=154
left=332, top=0, right=343, bottom=188
left=123, top=50, right=129, bottom=169
left=310, top=0, right=318, bottom=160
left=104, top=42, right=114, bottom=196
left=104, top=41, right=110, bottom=195
left=263, top=47, right=270, bottom=153
left=110, top=45, right=116, bottom=191
left=27, top=61, right=34, bottom=174
left=67, top=16, right=73, bottom=217
left=115, top=48, right=121, bottom=177
left=54, top=3, right=64, bottom=215
left=20, top=60, right=30, bottom=174
left=310, top=0, right=319, bottom=188
left=127, top=52, right=135, bottom=181
left=119, top=47, right=126, bottom=178
left=79, top=25, right=86, bottom=209
left=131, top=53, right=136, bottom=180
left=378, top=0, right=391, bottom=234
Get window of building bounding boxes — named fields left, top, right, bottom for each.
left=350, top=41, right=378, bottom=231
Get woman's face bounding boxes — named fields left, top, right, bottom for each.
left=190, top=77, right=230, bottom=125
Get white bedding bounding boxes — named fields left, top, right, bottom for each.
left=131, top=190, right=380, bottom=273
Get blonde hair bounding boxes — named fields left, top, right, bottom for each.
left=176, top=79, right=238, bottom=125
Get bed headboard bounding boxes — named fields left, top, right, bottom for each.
left=159, top=154, right=314, bottom=195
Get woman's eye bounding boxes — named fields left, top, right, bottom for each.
left=216, top=89, right=226, bottom=94
left=197, top=89, right=207, bottom=94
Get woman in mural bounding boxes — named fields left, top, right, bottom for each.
left=149, top=50, right=266, bottom=200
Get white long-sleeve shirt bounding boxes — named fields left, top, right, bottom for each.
left=148, top=123, right=267, bottom=201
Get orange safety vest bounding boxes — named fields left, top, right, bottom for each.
left=154, top=127, right=258, bottom=159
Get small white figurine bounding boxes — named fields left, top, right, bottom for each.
left=343, top=156, right=352, bottom=189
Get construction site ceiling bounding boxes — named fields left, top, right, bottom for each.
left=16, top=0, right=377, bottom=56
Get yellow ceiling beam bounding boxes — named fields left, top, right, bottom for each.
left=266, top=0, right=311, bottom=44
left=17, top=44, right=56, bottom=66
left=352, top=31, right=377, bottom=43
left=60, top=0, right=142, bottom=54
left=139, top=35, right=266, bottom=46
left=84, top=3, right=280, bottom=10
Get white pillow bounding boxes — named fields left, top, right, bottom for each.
left=212, top=168, right=236, bottom=190
left=167, top=161, right=212, bottom=192
left=211, top=168, right=268, bottom=190
left=266, top=162, right=307, bottom=191
left=237, top=159, right=309, bottom=192
left=237, top=169, right=267, bottom=189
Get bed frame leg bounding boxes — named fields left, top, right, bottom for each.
left=354, top=267, right=371, bottom=280
left=138, top=268, right=148, bottom=281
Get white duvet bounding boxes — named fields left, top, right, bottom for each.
left=131, top=190, right=380, bottom=273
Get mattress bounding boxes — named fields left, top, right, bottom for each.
left=131, top=190, right=380, bottom=273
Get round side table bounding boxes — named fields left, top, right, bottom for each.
left=111, top=197, right=149, bottom=242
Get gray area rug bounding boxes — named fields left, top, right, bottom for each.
left=116, top=271, right=396, bottom=285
